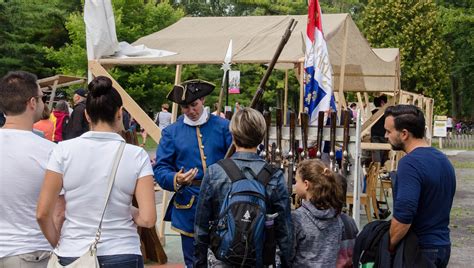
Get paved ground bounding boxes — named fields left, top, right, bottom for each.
left=146, top=149, right=474, bottom=267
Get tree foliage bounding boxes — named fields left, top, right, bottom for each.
left=0, top=0, right=81, bottom=77
left=360, top=1, right=452, bottom=115
left=438, top=5, right=474, bottom=118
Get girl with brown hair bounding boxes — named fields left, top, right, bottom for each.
left=291, top=159, right=345, bottom=266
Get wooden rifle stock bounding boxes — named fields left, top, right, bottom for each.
left=225, top=18, right=297, bottom=158
left=316, top=111, right=325, bottom=159
left=342, top=110, right=351, bottom=176
left=329, top=111, right=338, bottom=172
left=300, top=112, right=309, bottom=160
left=262, top=110, right=271, bottom=161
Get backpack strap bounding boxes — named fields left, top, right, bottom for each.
left=217, top=159, right=245, bottom=182
left=256, top=163, right=277, bottom=186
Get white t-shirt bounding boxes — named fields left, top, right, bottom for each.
left=0, top=129, right=55, bottom=257
left=47, top=131, right=153, bottom=257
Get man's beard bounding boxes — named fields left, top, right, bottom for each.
left=390, top=139, right=405, bottom=151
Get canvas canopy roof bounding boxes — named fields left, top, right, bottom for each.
left=99, top=14, right=400, bottom=92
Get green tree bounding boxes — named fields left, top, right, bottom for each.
left=438, top=5, right=473, bottom=119
left=45, top=1, right=184, bottom=111
left=360, top=1, right=452, bottom=115
left=0, top=0, right=81, bottom=77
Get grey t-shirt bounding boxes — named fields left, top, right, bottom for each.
left=156, top=111, right=172, bottom=129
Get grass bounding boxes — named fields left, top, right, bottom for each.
left=137, top=135, right=158, bottom=152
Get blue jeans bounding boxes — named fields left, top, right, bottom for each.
left=58, top=254, right=143, bottom=268
left=420, top=246, right=451, bottom=268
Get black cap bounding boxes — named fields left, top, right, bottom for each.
left=167, top=79, right=215, bottom=105
left=74, top=88, right=87, bottom=98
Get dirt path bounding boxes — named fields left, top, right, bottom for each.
left=447, top=150, right=474, bottom=267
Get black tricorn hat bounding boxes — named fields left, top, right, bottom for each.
left=167, top=79, right=215, bottom=105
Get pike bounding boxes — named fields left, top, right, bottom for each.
left=275, top=107, right=283, bottom=168
left=217, top=40, right=233, bottom=115
left=300, top=112, right=309, bottom=160
left=316, top=111, right=325, bottom=159
left=329, top=111, right=338, bottom=172
left=342, top=110, right=351, bottom=176
left=225, top=18, right=298, bottom=158
left=287, top=111, right=296, bottom=193
left=262, top=110, right=272, bottom=161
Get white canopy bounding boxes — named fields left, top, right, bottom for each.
left=99, top=14, right=400, bottom=92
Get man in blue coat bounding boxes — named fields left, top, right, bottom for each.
left=154, top=80, right=232, bottom=267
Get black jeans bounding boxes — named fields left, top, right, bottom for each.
left=59, top=254, right=143, bottom=268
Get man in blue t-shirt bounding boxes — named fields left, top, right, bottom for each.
left=384, top=105, right=456, bottom=268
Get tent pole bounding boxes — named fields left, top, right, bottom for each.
left=299, top=62, right=304, bottom=115
left=171, top=65, right=182, bottom=123
left=337, top=18, right=349, bottom=112
left=283, top=69, right=289, bottom=125
left=48, top=79, right=59, bottom=111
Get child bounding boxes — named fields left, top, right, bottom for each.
left=292, top=159, right=345, bottom=266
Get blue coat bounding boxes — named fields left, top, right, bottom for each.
left=154, top=114, right=232, bottom=236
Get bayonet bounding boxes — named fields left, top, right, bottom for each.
left=342, top=110, right=351, bottom=176
left=300, top=112, right=309, bottom=160
left=275, top=107, right=283, bottom=168
left=316, top=111, right=325, bottom=159
left=329, top=111, right=338, bottom=172
left=217, top=40, right=232, bottom=115
left=287, top=111, right=296, bottom=193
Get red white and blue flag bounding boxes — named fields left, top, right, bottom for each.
left=304, top=0, right=336, bottom=125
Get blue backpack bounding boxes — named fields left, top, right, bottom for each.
left=210, top=159, right=277, bottom=267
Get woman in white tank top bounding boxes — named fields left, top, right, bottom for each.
left=36, top=76, right=156, bottom=268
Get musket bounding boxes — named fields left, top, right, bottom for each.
left=262, top=110, right=271, bottom=162
left=300, top=112, right=309, bottom=160
left=225, top=18, right=297, bottom=158
left=287, top=111, right=296, bottom=193
left=270, top=142, right=277, bottom=165
left=217, top=40, right=232, bottom=115
left=275, top=107, right=283, bottom=168
left=342, top=110, right=351, bottom=176
left=316, top=111, right=325, bottom=159
left=329, top=111, right=338, bottom=172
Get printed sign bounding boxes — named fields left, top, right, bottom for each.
left=228, top=70, right=240, bottom=94
left=433, top=118, right=447, bottom=137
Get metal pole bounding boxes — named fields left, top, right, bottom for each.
left=352, top=109, right=362, bottom=229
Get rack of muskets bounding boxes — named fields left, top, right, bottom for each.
left=260, top=109, right=361, bottom=204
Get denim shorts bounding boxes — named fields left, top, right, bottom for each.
left=58, top=254, right=143, bottom=268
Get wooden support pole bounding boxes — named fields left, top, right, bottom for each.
left=88, top=60, right=161, bottom=142
left=48, top=79, right=59, bottom=110
left=337, top=18, right=349, bottom=111
left=283, top=69, right=289, bottom=125
left=171, top=65, right=182, bottom=122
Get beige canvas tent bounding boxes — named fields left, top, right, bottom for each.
left=95, top=14, right=401, bottom=142
left=100, top=14, right=400, bottom=93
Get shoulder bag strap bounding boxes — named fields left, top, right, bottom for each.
left=90, top=141, right=126, bottom=250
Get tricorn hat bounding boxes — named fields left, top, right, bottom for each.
left=167, top=79, right=215, bottom=105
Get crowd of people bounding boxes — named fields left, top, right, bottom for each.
left=0, top=70, right=456, bottom=268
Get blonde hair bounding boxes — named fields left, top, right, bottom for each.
left=297, top=159, right=344, bottom=213
left=230, top=107, right=266, bottom=148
